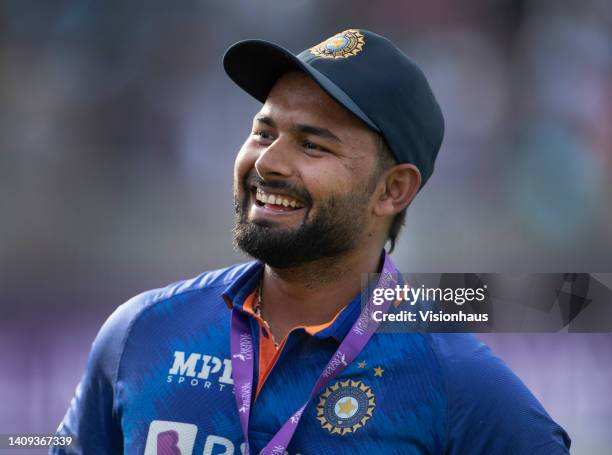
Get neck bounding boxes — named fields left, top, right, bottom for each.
left=259, top=243, right=385, bottom=341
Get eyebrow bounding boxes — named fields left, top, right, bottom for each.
left=254, top=115, right=342, bottom=143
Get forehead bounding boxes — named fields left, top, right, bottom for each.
left=259, top=72, right=373, bottom=138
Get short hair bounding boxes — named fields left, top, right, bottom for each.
left=371, top=135, right=408, bottom=254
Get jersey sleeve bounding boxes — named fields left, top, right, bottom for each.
left=429, top=334, right=571, bottom=455
left=50, top=292, right=153, bottom=455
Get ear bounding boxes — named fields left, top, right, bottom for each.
left=372, top=164, right=422, bottom=217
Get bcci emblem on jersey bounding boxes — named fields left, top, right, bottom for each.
left=309, top=29, right=365, bottom=59
left=316, top=379, right=376, bottom=435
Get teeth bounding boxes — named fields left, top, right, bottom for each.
left=255, top=188, right=304, bottom=208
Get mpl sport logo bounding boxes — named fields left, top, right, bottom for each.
left=167, top=351, right=233, bottom=391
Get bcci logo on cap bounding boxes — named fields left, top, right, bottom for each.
left=310, top=29, right=365, bottom=59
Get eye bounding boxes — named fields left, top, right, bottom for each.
left=303, top=141, right=329, bottom=153
left=252, top=130, right=277, bottom=146
left=252, top=130, right=274, bottom=141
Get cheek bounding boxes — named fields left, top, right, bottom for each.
left=303, top=165, right=350, bottom=200
left=234, top=142, right=257, bottom=185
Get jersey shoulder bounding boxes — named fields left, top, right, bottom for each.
left=52, top=262, right=257, bottom=453
left=424, top=333, right=571, bottom=454
left=91, top=261, right=257, bottom=386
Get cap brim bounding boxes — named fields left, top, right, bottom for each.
left=223, top=40, right=380, bottom=132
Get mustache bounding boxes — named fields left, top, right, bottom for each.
left=244, top=173, right=312, bottom=206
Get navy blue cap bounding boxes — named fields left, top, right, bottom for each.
left=223, top=29, right=444, bottom=188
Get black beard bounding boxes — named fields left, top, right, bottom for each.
left=233, top=188, right=370, bottom=269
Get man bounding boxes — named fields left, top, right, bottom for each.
left=53, top=29, right=570, bottom=454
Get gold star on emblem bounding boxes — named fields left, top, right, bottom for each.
left=357, top=361, right=366, bottom=368
left=337, top=398, right=357, bottom=417
left=373, top=366, right=384, bottom=377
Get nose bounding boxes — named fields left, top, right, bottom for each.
left=254, top=136, right=295, bottom=180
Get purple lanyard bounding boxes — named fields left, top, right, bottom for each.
left=230, top=253, right=398, bottom=455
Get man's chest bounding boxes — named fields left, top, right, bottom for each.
left=116, top=331, right=446, bottom=454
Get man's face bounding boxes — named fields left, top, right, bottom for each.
left=233, top=72, right=381, bottom=268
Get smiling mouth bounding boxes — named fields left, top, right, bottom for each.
left=252, top=187, right=306, bottom=212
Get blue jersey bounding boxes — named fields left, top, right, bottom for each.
left=52, top=260, right=570, bottom=454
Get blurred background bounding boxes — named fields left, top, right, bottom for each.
left=0, top=0, right=611, bottom=453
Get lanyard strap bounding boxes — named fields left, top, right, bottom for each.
left=230, top=253, right=398, bottom=455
